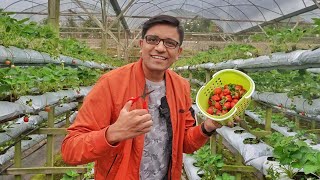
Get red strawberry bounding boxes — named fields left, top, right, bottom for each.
left=223, top=88, right=231, bottom=96
left=225, top=95, right=232, bottom=102
left=221, top=109, right=228, bottom=115
left=214, top=101, right=222, bottom=110
left=232, top=99, right=239, bottom=103
left=299, top=112, right=305, bottom=116
left=211, top=95, right=221, bottom=101
left=232, top=92, right=240, bottom=99
left=235, top=85, right=243, bottom=91
left=214, top=87, right=222, bottom=95
left=207, top=107, right=214, bottom=115
left=23, top=116, right=29, bottom=122
left=223, top=102, right=231, bottom=110
left=45, top=106, right=51, bottom=112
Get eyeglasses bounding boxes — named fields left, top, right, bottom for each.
left=145, top=35, right=179, bottom=49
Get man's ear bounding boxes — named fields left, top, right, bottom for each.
left=139, top=39, right=143, bottom=48
left=176, top=47, right=183, bottom=60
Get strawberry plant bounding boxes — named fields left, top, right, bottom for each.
left=173, top=44, right=258, bottom=67
left=0, top=65, right=103, bottom=101
left=264, top=133, right=320, bottom=178
left=249, top=70, right=320, bottom=104
left=0, top=9, right=125, bottom=67
left=250, top=26, right=309, bottom=53
left=193, top=145, right=235, bottom=180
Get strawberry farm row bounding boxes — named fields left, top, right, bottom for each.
left=182, top=105, right=320, bottom=180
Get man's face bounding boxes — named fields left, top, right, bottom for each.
left=139, top=24, right=182, bottom=77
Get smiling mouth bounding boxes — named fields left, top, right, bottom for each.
left=151, top=55, right=167, bottom=60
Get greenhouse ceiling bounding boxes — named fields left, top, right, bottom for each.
left=1, top=0, right=320, bottom=33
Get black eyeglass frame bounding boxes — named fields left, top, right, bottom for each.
left=144, top=35, right=180, bottom=49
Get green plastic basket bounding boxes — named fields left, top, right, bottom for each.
left=196, top=69, right=255, bottom=124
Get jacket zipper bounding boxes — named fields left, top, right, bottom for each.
left=106, top=154, right=118, bottom=178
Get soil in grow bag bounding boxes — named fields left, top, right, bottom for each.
left=243, top=138, right=261, bottom=144
left=267, top=156, right=276, bottom=161
left=234, top=129, right=245, bottom=134
left=292, top=172, right=319, bottom=180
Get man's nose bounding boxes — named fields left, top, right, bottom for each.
left=154, top=40, right=166, bottom=52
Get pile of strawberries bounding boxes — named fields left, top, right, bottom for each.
left=207, top=84, right=247, bottom=116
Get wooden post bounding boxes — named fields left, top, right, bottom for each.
left=217, top=134, right=223, bottom=154
left=295, top=116, right=300, bottom=130
left=265, top=107, right=272, bottom=131
left=117, top=21, right=121, bottom=58
left=188, top=72, right=192, bottom=81
left=48, top=0, right=60, bottom=32
left=100, top=0, right=108, bottom=54
left=124, top=31, right=129, bottom=61
left=14, top=141, right=22, bottom=180
left=235, top=153, right=242, bottom=180
left=65, top=111, right=70, bottom=127
left=205, top=70, right=211, bottom=83
left=46, top=106, right=55, bottom=180
left=311, top=120, right=316, bottom=129
left=78, top=99, right=83, bottom=110
left=210, top=135, right=217, bottom=155
left=206, top=70, right=217, bottom=154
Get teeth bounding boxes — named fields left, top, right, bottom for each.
left=151, top=55, right=166, bottom=60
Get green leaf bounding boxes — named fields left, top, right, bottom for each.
left=303, top=164, right=319, bottom=174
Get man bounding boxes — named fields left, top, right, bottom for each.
left=61, top=15, right=236, bottom=179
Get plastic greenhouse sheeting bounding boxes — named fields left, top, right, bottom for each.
left=0, top=115, right=43, bottom=146
left=2, top=0, right=320, bottom=33
left=216, top=126, right=273, bottom=163
left=174, top=48, right=320, bottom=72
left=307, top=68, right=320, bottom=73
left=0, top=102, right=28, bottom=122
left=245, top=110, right=320, bottom=151
left=0, top=46, right=108, bottom=69
left=0, top=111, right=77, bottom=167
left=252, top=92, right=320, bottom=115
left=0, top=134, right=46, bottom=167
left=183, top=154, right=201, bottom=180
left=0, top=86, right=92, bottom=125
left=0, top=101, right=78, bottom=147
left=38, top=102, right=78, bottom=120
left=16, top=91, right=76, bottom=112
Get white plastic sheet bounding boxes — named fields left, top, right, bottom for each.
left=183, top=154, right=202, bottom=180
left=245, top=110, right=320, bottom=151
left=0, top=102, right=27, bottom=122
left=173, top=48, right=320, bottom=72
left=253, top=92, right=320, bottom=115
left=216, top=126, right=273, bottom=163
left=0, top=45, right=108, bottom=69
left=0, top=111, right=76, bottom=167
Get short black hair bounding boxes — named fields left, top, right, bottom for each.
left=142, top=15, right=184, bottom=46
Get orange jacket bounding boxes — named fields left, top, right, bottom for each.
left=61, top=59, right=209, bottom=179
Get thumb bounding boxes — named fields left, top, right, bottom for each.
left=123, top=100, right=133, bottom=112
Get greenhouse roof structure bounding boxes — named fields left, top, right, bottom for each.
left=1, top=0, right=320, bottom=33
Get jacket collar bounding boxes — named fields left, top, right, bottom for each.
left=133, top=58, right=147, bottom=91
left=134, top=58, right=171, bottom=89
